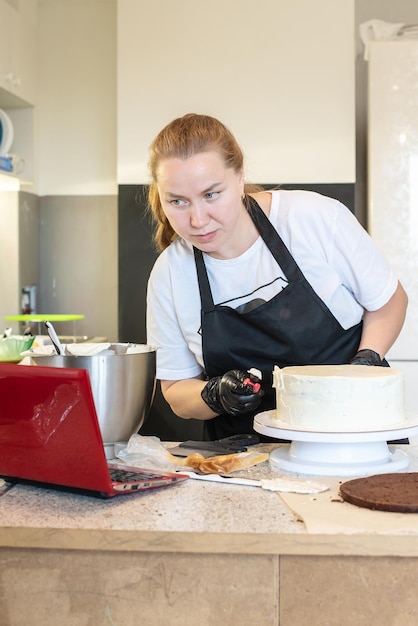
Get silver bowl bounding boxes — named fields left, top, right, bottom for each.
left=30, top=344, right=156, bottom=447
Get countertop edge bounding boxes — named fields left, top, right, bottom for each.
left=2, top=527, right=418, bottom=557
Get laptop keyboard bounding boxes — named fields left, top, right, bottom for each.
left=109, top=467, right=164, bottom=482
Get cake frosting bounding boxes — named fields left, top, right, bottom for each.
left=272, top=364, right=406, bottom=432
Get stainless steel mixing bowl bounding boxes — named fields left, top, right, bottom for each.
left=30, top=344, right=156, bottom=446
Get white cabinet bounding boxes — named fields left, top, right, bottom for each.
left=2, top=106, right=36, bottom=186
left=0, top=0, right=38, bottom=186
left=0, top=0, right=37, bottom=107
left=0, top=2, right=13, bottom=98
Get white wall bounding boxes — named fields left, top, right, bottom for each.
left=35, top=0, right=118, bottom=341
left=37, top=0, right=117, bottom=195
left=117, top=0, right=355, bottom=185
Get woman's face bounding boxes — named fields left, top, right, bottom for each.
left=156, top=151, right=251, bottom=259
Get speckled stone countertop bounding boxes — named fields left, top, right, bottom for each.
left=2, top=443, right=418, bottom=557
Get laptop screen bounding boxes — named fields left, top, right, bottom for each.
left=0, top=363, right=116, bottom=493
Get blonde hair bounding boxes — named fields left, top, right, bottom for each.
left=148, top=113, right=247, bottom=251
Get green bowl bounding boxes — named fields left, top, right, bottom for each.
left=0, top=336, right=35, bottom=363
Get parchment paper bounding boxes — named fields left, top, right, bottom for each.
left=279, top=477, right=418, bottom=534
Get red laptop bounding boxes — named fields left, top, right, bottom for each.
left=0, top=363, right=189, bottom=498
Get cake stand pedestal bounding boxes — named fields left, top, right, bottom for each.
left=253, top=410, right=418, bottom=477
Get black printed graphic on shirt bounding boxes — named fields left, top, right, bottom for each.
left=216, top=275, right=289, bottom=313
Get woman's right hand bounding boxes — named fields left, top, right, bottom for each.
left=201, top=369, right=264, bottom=416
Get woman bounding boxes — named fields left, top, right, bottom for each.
left=146, top=113, right=408, bottom=439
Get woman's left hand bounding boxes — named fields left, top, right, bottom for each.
left=350, top=349, right=385, bottom=366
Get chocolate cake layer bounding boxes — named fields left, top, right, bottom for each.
left=340, top=473, right=418, bottom=513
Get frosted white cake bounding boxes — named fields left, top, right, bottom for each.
left=273, top=364, right=406, bottom=432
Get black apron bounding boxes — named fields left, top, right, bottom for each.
left=194, top=195, right=362, bottom=440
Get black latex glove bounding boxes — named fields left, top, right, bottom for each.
left=201, top=369, right=264, bottom=417
left=350, top=349, right=384, bottom=366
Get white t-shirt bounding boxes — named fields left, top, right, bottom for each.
left=146, top=190, right=397, bottom=380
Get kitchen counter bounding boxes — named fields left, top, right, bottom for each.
left=2, top=443, right=418, bottom=625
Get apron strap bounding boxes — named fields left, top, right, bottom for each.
left=243, top=195, right=303, bottom=281
left=194, top=247, right=214, bottom=309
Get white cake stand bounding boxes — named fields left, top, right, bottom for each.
left=253, top=410, right=418, bottom=477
